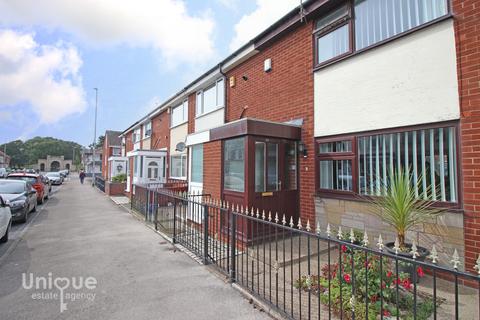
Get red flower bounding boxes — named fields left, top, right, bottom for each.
left=343, top=274, right=351, bottom=283
left=402, top=279, right=412, bottom=290
left=393, top=278, right=401, bottom=286
left=341, top=245, right=347, bottom=253
left=383, top=309, right=391, bottom=317
left=387, top=271, right=393, bottom=278
left=417, top=266, right=425, bottom=278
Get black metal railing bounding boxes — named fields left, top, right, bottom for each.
left=131, top=187, right=480, bottom=320
left=94, top=175, right=105, bottom=192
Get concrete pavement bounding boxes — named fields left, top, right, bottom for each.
left=0, top=176, right=269, bottom=320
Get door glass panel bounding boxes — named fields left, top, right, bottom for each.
left=267, top=143, right=278, bottom=191
left=191, top=144, right=203, bottom=183
left=284, top=142, right=297, bottom=190
left=224, top=138, right=245, bottom=192
left=255, top=142, right=265, bottom=192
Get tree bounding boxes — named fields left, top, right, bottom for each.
left=88, top=135, right=104, bottom=149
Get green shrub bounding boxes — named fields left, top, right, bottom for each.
left=112, top=173, right=127, bottom=183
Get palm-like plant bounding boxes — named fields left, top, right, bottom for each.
left=369, top=168, right=444, bottom=250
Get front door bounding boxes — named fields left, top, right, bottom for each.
left=188, top=144, right=204, bottom=223
left=251, top=138, right=299, bottom=222
left=145, top=157, right=166, bottom=183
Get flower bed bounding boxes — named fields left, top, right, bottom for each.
left=295, top=245, right=436, bottom=319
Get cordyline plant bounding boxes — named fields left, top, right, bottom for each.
left=368, top=168, right=445, bottom=250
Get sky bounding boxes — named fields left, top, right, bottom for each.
left=0, top=0, right=300, bottom=147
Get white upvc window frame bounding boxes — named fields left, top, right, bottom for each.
left=143, top=121, right=152, bottom=139
left=195, top=78, right=225, bottom=117
left=171, top=100, right=189, bottom=128
left=133, top=128, right=141, bottom=144
left=170, top=154, right=187, bottom=180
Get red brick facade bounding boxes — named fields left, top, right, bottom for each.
left=225, top=22, right=316, bottom=221
left=151, top=110, right=170, bottom=150
left=203, top=140, right=222, bottom=200
left=188, top=93, right=196, bottom=134
left=454, top=0, right=480, bottom=270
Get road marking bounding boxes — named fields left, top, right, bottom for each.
left=0, top=185, right=62, bottom=265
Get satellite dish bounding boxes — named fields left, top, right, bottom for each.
left=176, top=142, right=186, bottom=152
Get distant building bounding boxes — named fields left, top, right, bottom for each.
left=0, top=150, right=10, bottom=168
left=102, top=130, right=126, bottom=181
left=81, top=148, right=102, bottom=177
left=37, top=155, right=72, bottom=172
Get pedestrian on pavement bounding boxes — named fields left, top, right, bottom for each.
left=79, top=170, right=86, bottom=184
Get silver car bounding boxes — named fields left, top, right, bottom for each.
left=0, top=195, right=12, bottom=243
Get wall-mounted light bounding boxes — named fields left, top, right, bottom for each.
left=298, top=142, right=307, bottom=158
left=242, top=75, right=248, bottom=81
left=117, top=164, right=123, bottom=172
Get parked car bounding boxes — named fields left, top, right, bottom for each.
left=45, top=172, right=64, bottom=185
left=0, top=180, right=36, bottom=223
left=0, top=195, right=12, bottom=243
left=7, top=173, right=49, bottom=204
left=59, top=169, right=69, bottom=177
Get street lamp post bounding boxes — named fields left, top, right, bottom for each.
left=92, top=88, right=98, bottom=186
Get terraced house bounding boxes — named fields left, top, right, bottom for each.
left=120, top=0, right=479, bottom=269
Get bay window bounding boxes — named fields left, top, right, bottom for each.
left=317, top=124, right=458, bottom=203
left=314, top=0, right=449, bottom=67
left=170, top=154, right=187, bottom=179
left=196, top=78, right=225, bottom=116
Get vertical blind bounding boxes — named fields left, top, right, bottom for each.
left=357, top=126, right=457, bottom=202
left=355, top=0, right=448, bottom=50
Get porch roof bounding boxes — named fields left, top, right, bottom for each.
left=209, top=118, right=302, bottom=141
left=126, top=149, right=167, bottom=157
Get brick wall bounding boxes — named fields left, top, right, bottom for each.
left=203, top=140, right=222, bottom=200
left=151, top=110, right=170, bottom=150
left=101, top=136, right=109, bottom=179
left=453, top=0, right=480, bottom=270
left=188, top=93, right=196, bottom=134
left=226, top=21, right=316, bottom=222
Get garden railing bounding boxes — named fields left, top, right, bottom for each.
left=131, top=186, right=480, bottom=320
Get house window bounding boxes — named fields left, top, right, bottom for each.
left=224, top=137, right=245, bottom=192
left=284, top=142, right=298, bottom=190
left=112, top=147, right=121, bottom=156
left=317, top=124, right=458, bottom=203
left=191, top=144, right=203, bottom=183
left=318, top=139, right=355, bottom=192
left=143, top=122, right=152, bottom=138
left=314, top=0, right=449, bottom=67
left=133, top=128, right=141, bottom=144
left=170, top=154, right=187, bottom=179
left=196, top=79, right=225, bottom=116
left=171, top=100, right=188, bottom=127
left=147, top=161, right=159, bottom=179
left=354, top=0, right=448, bottom=50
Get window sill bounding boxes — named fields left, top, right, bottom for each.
left=170, top=176, right=187, bottom=181
left=312, top=14, right=453, bottom=73
left=315, top=191, right=464, bottom=213
left=196, top=106, right=224, bottom=120
left=170, top=121, right=188, bottom=130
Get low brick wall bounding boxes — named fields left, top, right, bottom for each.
left=105, top=181, right=126, bottom=196
left=315, top=196, right=464, bottom=269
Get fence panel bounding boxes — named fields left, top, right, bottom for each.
left=131, top=187, right=480, bottom=320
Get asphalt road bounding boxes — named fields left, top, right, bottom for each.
left=0, top=176, right=269, bottom=320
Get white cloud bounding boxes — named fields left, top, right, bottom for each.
left=0, top=29, right=86, bottom=124
left=229, top=0, right=299, bottom=52
left=0, top=0, right=216, bottom=66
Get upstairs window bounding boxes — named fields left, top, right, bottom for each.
left=133, top=128, right=141, bottom=144
left=354, top=0, right=448, bottom=50
left=314, top=0, right=449, bottom=68
left=143, top=121, right=152, bottom=138
left=314, top=4, right=352, bottom=65
left=171, top=100, right=188, bottom=127
left=196, top=79, right=225, bottom=116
